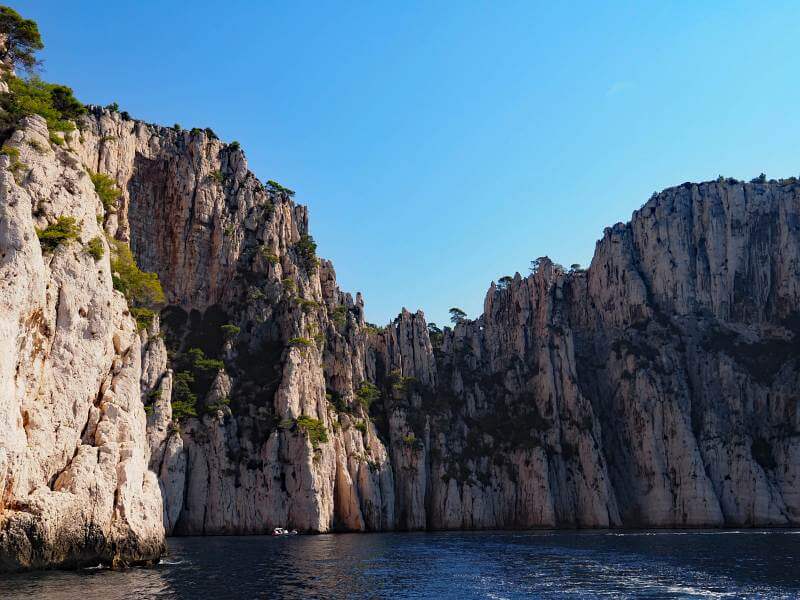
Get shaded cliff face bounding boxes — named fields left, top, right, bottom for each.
left=3, top=99, right=800, bottom=573
left=373, top=180, right=800, bottom=530
left=74, top=109, right=397, bottom=535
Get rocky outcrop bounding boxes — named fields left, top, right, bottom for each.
left=2, top=91, right=799, bottom=573
left=0, top=115, right=164, bottom=570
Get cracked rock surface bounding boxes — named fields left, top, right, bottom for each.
left=2, top=106, right=799, bottom=572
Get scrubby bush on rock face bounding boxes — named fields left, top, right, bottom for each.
left=296, top=416, right=328, bottom=448
left=171, top=371, right=198, bottom=420
left=220, top=323, right=240, bottom=339
left=0, top=76, right=84, bottom=133
left=427, top=322, right=443, bottom=347
left=170, top=347, right=225, bottom=421
left=36, top=216, right=80, bottom=251
left=294, top=233, right=318, bottom=273
left=288, top=336, right=313, bottom=349
left=332, top=305, right=347, bottom=328
left=130, top=307, right=155, bottom=331
left=90, top=172, right=121, bottom=213
left=85, top=236, right=104, bottom=260
left=1, top=143, right=24, bottom=179
left=363, top=322, right=385, bottom=335
left=355, top=381, right=380, bottom=410
left=110, top=239, right=165, bottom=308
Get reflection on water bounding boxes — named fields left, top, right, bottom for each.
left=1, top=529, right=799, bottom=599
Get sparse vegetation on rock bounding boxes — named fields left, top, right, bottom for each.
left=36, top=215, right=80, bottom=251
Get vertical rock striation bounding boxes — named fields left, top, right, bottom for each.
left=2, top=101, right=799, bottom=573
left=0, top=115, right=164, bottom=570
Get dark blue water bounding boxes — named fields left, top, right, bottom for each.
left=2, top=530, right=799, bottom=599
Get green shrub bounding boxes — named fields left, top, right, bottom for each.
left=130, top=307, right=155, bottom=331
left=90, top=171, right=121, bottom=213
left=210, top=170, right=224, bottom=184
left=266, top=179, right=295, bottom=197
left=110, top=240, right=165, bottom=307
left=170, top=347, right=225, bottom=419
left=229, top=140, right=241, bottom=151
left=326, top=390, right=347, bottom=413
left=36, top=216, right=80, bottom=251
left=182, top=347, right=224, bottom=372
left=259, top=246, right=279, bottom=264
left=294, top=233, right=318, bottom=273
left=2, top=144, right=25, bottom=181
left=388, top=369, right=417, bottom=396
left=332, top=305, right=347, bottom=328
left=221, top=323, right=241, bottom=339
left=26, top=138, right=45, bottom=153
left=355, top=381, right=380, bottom=410
left=281, top=277, right=296, bottom=293
left=85, top=236, right=104, bottom=260
left=313, top=331, right=325, bottom=348
left=0, top=144, right=21, bottom=174
left=296, top=415, right=328, bottom=447
left=0, top=76, right=85, bottom=133
left=49, top=131, right=63, bottom=146
left=427, top=322, right=443, bottom=347
left=354, top=421, right=367, bottom=434
left=105, top=102, right=119, bottom=113
left=247, top=286, right=266, bottom=302
left=288, top=336, right=313, bottom=348
left=0, top=145, right=19, bottom=160
left=205, top=396, right=230, bottom=414
left=295, top=297, right=319, bottom=314
left=171, top=371, right=198, bottom=421
left=363, top=322, right=385, bottom=335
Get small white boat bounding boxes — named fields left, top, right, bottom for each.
left=271, top=527, right=299, bottom=536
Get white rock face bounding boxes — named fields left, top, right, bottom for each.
left=73, top=108, right=800, bottom=536
left=4, top=101, right=798, bottom=574
left=0, top=116, right=164, bottom=570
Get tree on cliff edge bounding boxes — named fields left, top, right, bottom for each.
left=449, top=307, right=467, bottom=324
left=0, top=6, right=43, bottom=73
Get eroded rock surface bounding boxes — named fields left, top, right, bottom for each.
left=0, top=115, right=164, bottom=570
left=2, top=103, right=799, bottom=572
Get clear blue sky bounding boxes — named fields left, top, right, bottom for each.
left=17, top=1, right=800, bottom=326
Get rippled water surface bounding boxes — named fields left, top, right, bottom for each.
left=2, top=530, right=799, bottom=599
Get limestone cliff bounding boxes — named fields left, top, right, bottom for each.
left=1, top=93, right=799, bottom=571
left=0, top=114, right=164, bottom=570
